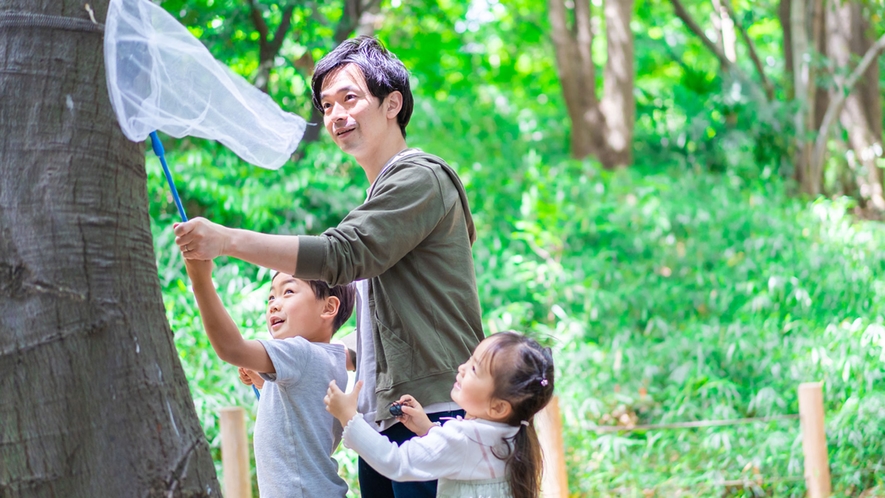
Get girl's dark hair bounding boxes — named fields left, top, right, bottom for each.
left=311, top=35, right=413, bottom=138
left=483, top=331, right=555, bottom=498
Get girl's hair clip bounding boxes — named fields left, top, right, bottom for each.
left=540, top=378, right=549, bottom=387
left=520, top=420, right=530, bottom=426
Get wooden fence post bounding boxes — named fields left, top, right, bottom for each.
left=220, top=407, right=252, bottom=498
left=798, top=382, right=831, bottom=498
left=536, top=395, right=569, bottom=498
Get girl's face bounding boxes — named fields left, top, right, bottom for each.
left=451, top=337, right=509, bottom=421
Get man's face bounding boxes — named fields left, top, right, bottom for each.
left=319, top=64, right=393, bottom=158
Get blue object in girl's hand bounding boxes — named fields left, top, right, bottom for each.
left=389, top=402, right=403, bottom=417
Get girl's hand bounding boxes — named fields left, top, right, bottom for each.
left=324, top=380, right=362, bottom=425
left=395, top=395, right=435, bottom=436
left=238, top=367, right=264, bottom=389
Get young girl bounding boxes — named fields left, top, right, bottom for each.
left=324, top=331, right=555, bottom=498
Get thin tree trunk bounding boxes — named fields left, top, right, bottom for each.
left=549, top=0, right=603, bottom=160
left=549, top=0, right=634, bottom=167
left=711, top=0, right=737, bottom=62
left=600, top=0, right=635, bottom=167
left=723, top=0, right=774, bottom=100
left=0, top=1, right=219, bottom=496
left=792, top=0, right=820, bottom=194
left=670, top=0, right=732, bottom=69
left=812, top=2, right=829, bottom=130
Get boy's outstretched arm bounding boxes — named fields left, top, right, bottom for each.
left=185, top=259, right=274, bottom=373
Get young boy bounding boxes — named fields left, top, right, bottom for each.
left=183, top=258, right=355, bottom=497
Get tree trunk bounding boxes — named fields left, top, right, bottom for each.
left=827, top=0, right=885, bottom=210
left=779, top=0, right=794, bottom=99
left=249, top=1, right=296, bottom=93
left=0, top=1, right=219, bottom=496
left=549, top=0, right=634, bottom=168
left=711, top=0, right=737, bottom=63
left=600, top=0, right=635, bottom=167
left=791, top=0, right=825, bottom=195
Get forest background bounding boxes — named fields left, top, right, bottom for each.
left=141, top=0, right=885, bottom=496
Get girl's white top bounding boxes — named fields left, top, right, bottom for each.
left=343, top=414, right=518, bottom=496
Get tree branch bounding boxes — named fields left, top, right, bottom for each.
left=333, top=0, right=382, bottom=43
left=246, top=0, right=269, bottom=45
left=722, top=0, right=773, bottom=100
left=812, top=32, right=885, bottom=178
left=267, top=4, right=296, bottom=57
left=669, top=0, right=732, bottom=68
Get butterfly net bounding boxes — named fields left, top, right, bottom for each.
left=104, top=0, right=306, bottom=170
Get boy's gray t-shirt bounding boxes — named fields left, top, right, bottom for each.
left=256, top=337, right=348, bottom=498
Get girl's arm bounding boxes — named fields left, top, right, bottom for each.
left=344, top=414, right=466, bottom=481
left=185, top=259, right=274, bottom=373
left=324, top=380, right=464, bottom=481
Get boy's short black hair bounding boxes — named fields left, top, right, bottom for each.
left=311, top=35, right=413, bottom=138
left=307, top=280, right=356, bottom=333
left=271, top=272, right=356, bottom=334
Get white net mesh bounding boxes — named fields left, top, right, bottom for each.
left=104, top=0, right=306, bottom=170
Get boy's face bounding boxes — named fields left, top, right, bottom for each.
left=266, top=274, right=330, bottom=342
left=319, top=64, right=398, bottom=159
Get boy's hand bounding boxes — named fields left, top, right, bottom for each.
left=238, top=367, right=264, bottom=389
left=324, top=379, right=362, bottom=425
left=395, top=395, right=434, bottom=436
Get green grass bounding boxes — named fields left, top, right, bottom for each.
left=469, top=160, right=885, bottom=496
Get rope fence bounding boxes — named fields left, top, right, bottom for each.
left=536, top=381, right=833, bottom=498
left=587, top=413, right=800, bottom=433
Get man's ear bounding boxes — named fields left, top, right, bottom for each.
left=488, top=398, right=512, bottom=422
left=385, top=91, right=403, bottom=119
left=322, top=296, right=341, bottom=319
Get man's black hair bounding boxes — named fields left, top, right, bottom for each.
left=311, top=35, right=413, bottom=138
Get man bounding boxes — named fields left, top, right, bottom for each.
left=174, top=36, right=484, bottom=497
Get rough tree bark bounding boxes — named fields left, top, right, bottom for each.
left=0, top=1, right=219, bottom=496
left=548, top=0, right=635, bottom=168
